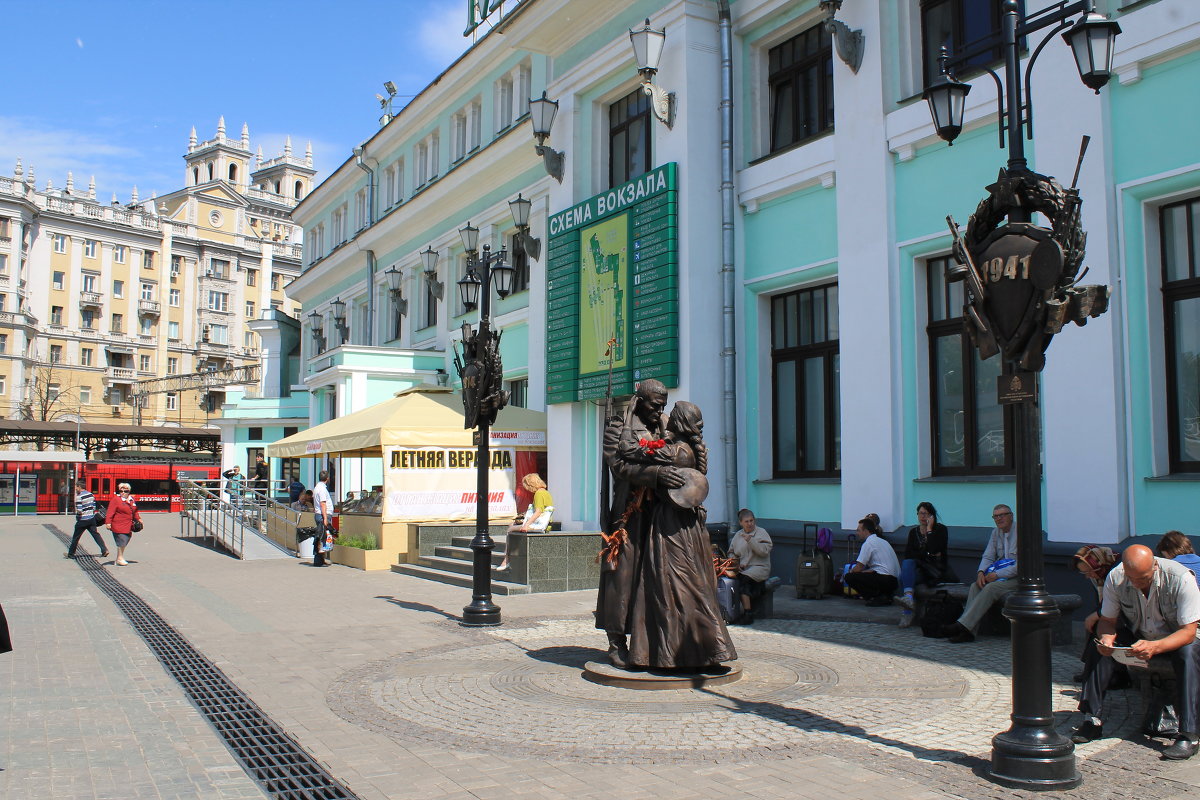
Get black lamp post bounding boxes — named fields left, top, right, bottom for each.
left=455, top=225, right=514, bottom=627
left=924, top=0, right=1119, bottom=791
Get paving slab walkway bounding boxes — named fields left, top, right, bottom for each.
left=3, top=515, right=1199, bottom=800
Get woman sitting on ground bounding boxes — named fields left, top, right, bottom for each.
left=496, top=473, right=553, bottom=572
left=844, top=515, right=901, bottom=607
left=897, top=501, right=957, bottom=628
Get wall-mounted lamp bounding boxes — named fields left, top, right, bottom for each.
left=420, top=246, right=443, bottom=299
left=435, top=367, right=449, bottom=387
left=384, top=265, right=407, bottom=316
left=458, top=222, right=480, bottom=257
left=508, top=193, right=541, bottom=262
left=819, top=0, right=864, bottom=74
left=629, top=18, right=675, bottom=128
left=330, top=297, right=349, bottom=343
left=307, top=310, right=326, bottom=352
left=529, top=90, right=565, bottom=183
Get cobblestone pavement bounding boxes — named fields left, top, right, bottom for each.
left=4, top=516, right=1200, bottom=800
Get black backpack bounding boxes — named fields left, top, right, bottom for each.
left=920, top=589, right=964, bottom=638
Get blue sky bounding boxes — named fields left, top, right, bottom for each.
left=0, top=0, right=474, bottom=202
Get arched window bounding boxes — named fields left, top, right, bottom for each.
left=274, top=180, right=281, bottom=194
left=228, top=163, right=238, bottom=182
left=207, top=162, right=214, bottom=180
left=294, top=180, right=303, bottom=199
left=192, top=167, right=199, bottom=184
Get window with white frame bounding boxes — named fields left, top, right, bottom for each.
left=429, top=131, right=439, bottom=179
left=0, top=254, right=7, bottom=273
left=207, top=291, right=229, bottom=312
left=48, top=383, right=60, bottom=401
left=1161, top=197, right=1200, bottom=472
left=516, top=62, right=532, bottom=119
left=51, top=305, right=63, bottom=325
left=394, top=160, right=405, bottom=204
left=209, top=258, right=229, bottom=278
left=50, top=344, right=62, bottom=363
left=113, top=244, right=126, bottom=263
left=167, top=357, right=178, bottom=375
left=246, top=268, right=257, bottom=287
left=271, top=273, right=280, bottom=291
left=507, top=377, right=528, bottom=409
left=84, top=239, right=97, bottom=258
left=246, top=300, right=255, bottom=318
left=496, top=75, right=515, bottom=131
left=52, top=271, right=65, bottom=290
left=469, top=99, right=482, bottom=150
left=111, top=313, right=123, bottom=333
left=355, top=189, right=368, bottom=230
left=139, top=317, right=153, bottom=336
left=80, top=310, right=96, bottom=330
left=167, top=320, right=180, bottom=340
left=80, top=386, right=91, bottom=405
left=382, top=165, right=395, bottom=208
left=80, top=347, right=93, bottom=366
left=166, top=391, right=177, bottom=411
left=169, top=288, right=180, bottom=306
left=140, top=282, right=154, bottom=301
left=209, top=324, right=229, bottom=345
left=415, top=141, right=429, bottom=187
left=113, top=279, right=124, bottom=298
left=332, top=205, right=347, bottom=243
left=143, top=251, right=154, bottom=269
left=82, top=273, right=97, bottom=293
left=452, top=111, right=468, bottom=162
left=139, top=354, right=151, bottom=372
left=53, top=234, right=67, bottom=253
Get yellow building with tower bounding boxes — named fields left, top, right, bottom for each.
left=0, top=119, right=314, bottom=427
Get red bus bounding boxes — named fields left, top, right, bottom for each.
left=81, top=461, right=220, bottom=512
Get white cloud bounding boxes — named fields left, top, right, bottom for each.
left=75, top=38, right=84, bottom=49
left=0, top=116, right=175, bottom=200
left=417, top=0, right=471, bottom=69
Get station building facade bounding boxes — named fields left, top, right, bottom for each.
left=289, top=0, right=1199, bottom=546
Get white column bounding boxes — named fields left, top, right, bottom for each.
left=1031, top=41, right=1125, bottom=543
left=833, top=1, right=904, bottom=531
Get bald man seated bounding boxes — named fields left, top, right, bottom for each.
left=1071, top=544, right=1200, bottom=760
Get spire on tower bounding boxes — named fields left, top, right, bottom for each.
left=131, top=185, right=139, bottom=204
left=256, top=146, right=263, bottom=166
left=111, top=192, right=118, bottom=205
left=241, top=122, right=250, bottom=148
left=305, top=141, right=313, bottom=166
left=217, top=116, right=226, bottom=140
left=45, top=177, right=53, bottom=192
left=26, top=164, right=35, bottom=186
left=66, top=172, right=75, bottom=194
left=88, top=175, right=96, bottom=200
left=189, top=126, right=197, bottom=152
left=14, top=159, right=22, bottom=180
left=284, top=136, right=293, bottom=158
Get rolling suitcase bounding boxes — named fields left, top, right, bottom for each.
left=795, top=523, right=832, bottom=599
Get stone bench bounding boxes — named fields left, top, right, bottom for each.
left=914, top=583, right=1083, bottom=645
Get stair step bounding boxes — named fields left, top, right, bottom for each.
left=421, top=554, right=492, bottom=576
left=434, top=545, right=504, bottom=565
left=391, top=563, right=529, bottom=595
left=450, top=534, right=508, bottom=549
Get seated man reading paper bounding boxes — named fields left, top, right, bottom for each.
left=1072, top=544, right=1200, bottom=760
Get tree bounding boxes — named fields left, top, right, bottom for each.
left=20, top=361, right=78, bottom=423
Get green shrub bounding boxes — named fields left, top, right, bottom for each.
left=336, top=533, right=378, bottom=550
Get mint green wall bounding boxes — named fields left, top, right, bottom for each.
left=1110, top=50, right=1200, bottom=186
left=893, top=123, right=1010, bottom=243
left=744, top=186, right=837, bottom=281
left=499, top=322, right=529, bottom=376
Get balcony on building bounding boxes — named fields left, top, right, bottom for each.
left=0, top=310, right=38, bottom=330
left=138, top=299, right=161, bottom=317
left=103, top=366, right=137, bottom=384
left=79, top=291, right=104, bottom=309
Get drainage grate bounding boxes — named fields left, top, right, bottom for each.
left=49, top=525, right=361, bottom=800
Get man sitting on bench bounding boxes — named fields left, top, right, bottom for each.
left=942, top=504, right=1017, bottom=644
left=1072, top=544, right=1200, bottom=760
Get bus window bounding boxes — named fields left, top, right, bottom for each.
left=102, top=478, right=111, bottom=495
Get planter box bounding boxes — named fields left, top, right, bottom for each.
left=330, top=544, right=394, bottom=571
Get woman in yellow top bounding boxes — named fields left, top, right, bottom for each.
left=497, top=473, right=553, bottom=572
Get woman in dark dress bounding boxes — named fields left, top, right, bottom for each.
left=606, top=400, right=737, bottom=670
left=897, top=501, right=956, bottom=627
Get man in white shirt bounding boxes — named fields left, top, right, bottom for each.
left=943, top=503, right=1018, bottom=643
left=312, top=470, right=334, bottom=567
left=1072, top=545, right=1200, bottom=760
left=844, top=516, right=901, bottom=607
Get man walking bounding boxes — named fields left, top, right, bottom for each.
left=252, top=454, right=269, bottom=496
left=65, top=484, right=108, bottom=561
left=312, top=470, right=334, bottom=567
left=942, top=503, right=1018, bottom=643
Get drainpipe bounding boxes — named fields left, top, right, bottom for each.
left=717, top=0, right=739, bottom=528
left=353, top=145, right=377, bottom=344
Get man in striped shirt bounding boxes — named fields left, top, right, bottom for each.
left=65, top=485, right=109, bottom=560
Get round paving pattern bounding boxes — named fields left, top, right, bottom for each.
left=327, top=618, right=1137, bottom=765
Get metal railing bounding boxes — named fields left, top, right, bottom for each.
left=179, top=478, right=302, bottom=559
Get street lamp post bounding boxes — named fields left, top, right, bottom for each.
left=455, top=224, right=514, bottom=627
left=924, top=0, right=1119, bottom=791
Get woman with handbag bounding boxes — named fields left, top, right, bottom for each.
left=106, top=482, right=143, bottom=567
left=897, top=501, right=957, bottom=627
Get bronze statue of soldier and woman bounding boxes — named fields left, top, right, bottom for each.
left=595, top=379, right=737, bottom=672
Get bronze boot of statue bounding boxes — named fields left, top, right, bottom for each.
left=606, top=632, right=629, bottom=669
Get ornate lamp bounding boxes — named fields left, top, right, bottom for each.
left=529, top=90, right=565, bottom=182
left=1062, top=11, right=1122, bottom=93
left=923, top=48, right=971, bottom=145
left=420, top=245, right=443, bottom=299
left=509, top=193, right=541, bottom=262
left=629, top=18, right=675, bottom=128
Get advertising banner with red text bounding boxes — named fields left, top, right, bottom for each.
left=381, top=445, right=518, bottom=522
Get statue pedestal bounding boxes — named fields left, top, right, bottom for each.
left=582, top=660, right=742, bottom=690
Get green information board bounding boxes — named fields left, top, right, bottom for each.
left=546, top=163, right=678, bottom=404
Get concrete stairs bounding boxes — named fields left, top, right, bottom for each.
left=392, top=534, right=530, bottom=595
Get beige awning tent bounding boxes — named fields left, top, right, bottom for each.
left=266, top=385, right=547, bottom=458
